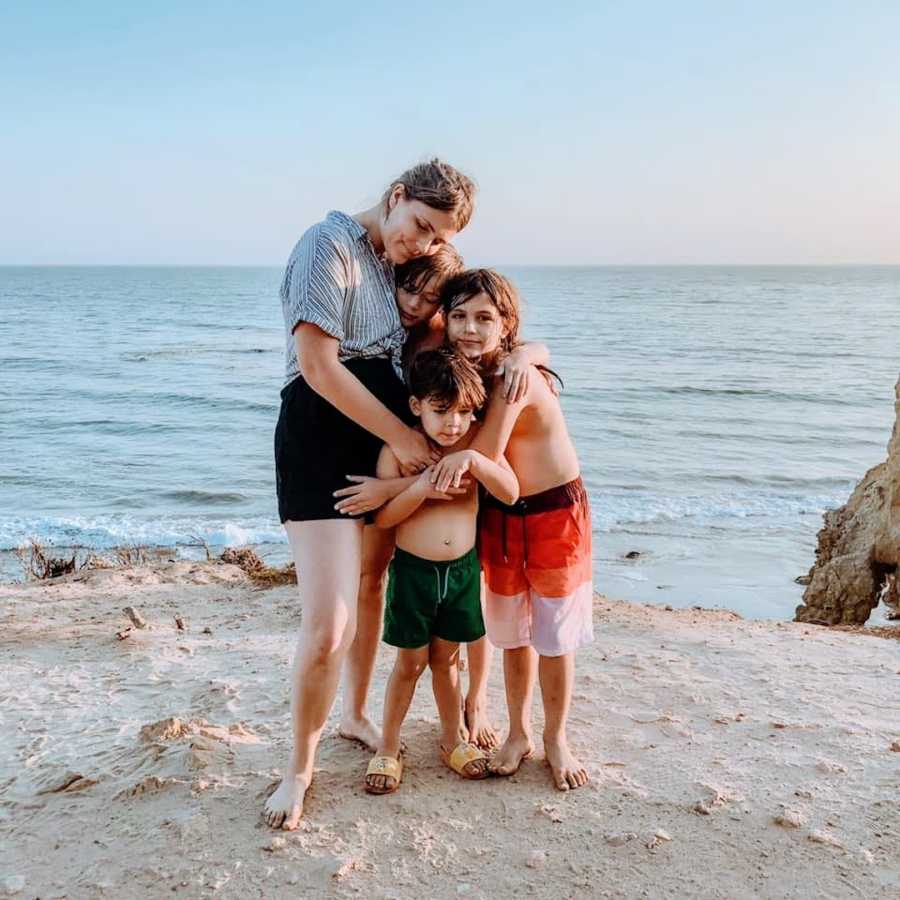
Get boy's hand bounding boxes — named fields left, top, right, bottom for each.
left=496, top=349, right=531, bottom=404
left=416, top=466, right=470, bottom=501
left=333, top=475, right=392, bottom=516
left=430, top=451, right=476, bottom=494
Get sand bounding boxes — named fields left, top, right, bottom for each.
left=1, top=560, right=899, bottom=899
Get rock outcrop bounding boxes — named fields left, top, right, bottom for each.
left=795, top=376, right=900, bottom=625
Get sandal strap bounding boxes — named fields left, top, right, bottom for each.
left=366, top=755, right=402, bottom=780
left=448, top=742, right=487, bottom=773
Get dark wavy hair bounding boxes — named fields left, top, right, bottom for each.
left=395, top=244, right=464, bottom=296
left=407, top=348, right=487, bottom=411
left=440, top=268, right=521, bottom=354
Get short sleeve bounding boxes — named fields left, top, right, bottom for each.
left=281, top=225, right=351, bottom=341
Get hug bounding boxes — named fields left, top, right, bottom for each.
left=266, top=160, right=593, bottom=831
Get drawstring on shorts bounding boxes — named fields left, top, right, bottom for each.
left=433, top=564, right=452, bottom=603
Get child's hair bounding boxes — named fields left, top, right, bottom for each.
left=408, top=348, right=486, bottom=411
left=395, top=244, right=464, bottom=296
left=440, top=268, right=521, bottom=354
left=382, top=159, right=476, bottom=231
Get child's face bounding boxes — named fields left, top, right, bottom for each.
left=445, top=292, right=506, bottom=361
left=396, top=276, right=442, bottom=329
left=409, top=395, right=475, bottom=447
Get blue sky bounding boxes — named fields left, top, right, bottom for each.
left=1, top=2, right=898, bottom=264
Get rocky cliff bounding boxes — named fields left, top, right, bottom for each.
left=794, top=376, right=900, bottom=625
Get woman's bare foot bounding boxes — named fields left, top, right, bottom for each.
left=338, top=714, right=381, bottom=752
left=464, top=697, right=499, bottom=751
left=263, top=771, right=311, bottom=830
left=488, top=733, right=533, bottom=776
left=543, top=734, right=588, bottom=791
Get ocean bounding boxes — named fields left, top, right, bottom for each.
left=2, top=265, right=898, bottom=619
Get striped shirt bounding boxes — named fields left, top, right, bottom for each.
left=280, top=210, right=405, bottom=386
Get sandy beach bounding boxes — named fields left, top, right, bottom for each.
left=1, top=559, right=898, bottom=899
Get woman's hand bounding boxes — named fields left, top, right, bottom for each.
left=430, top=450, right=475, bottom=494
left=391, top=428, right=441, bottom=476
left=333, top=476, right=392, bottom=516
left=496, top=348, right=532, bottom=404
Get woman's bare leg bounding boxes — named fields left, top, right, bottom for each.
left=464, top=637, right=499, bottom=750
left=263, top=519, right=363, bottom=830
left=339, top=524, right=395, bottom=750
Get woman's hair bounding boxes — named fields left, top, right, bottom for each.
left=395, top=244, right=464, bottom=296
left=440, top=268, right=521, bottom=354
left=382, top=159, right=476, bottom=231
left=407, top=348, right=486, bottom=411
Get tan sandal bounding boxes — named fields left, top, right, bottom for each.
left=364, top=755, right=403, bottom=795
left=441, top=741, right=490, bottom=780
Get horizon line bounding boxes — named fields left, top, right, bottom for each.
left=3, top=262, right=900, bottom=269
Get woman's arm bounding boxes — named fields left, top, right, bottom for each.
left=333, top=473, right=417, bottom=516
left=296, top=324, right=435, bottom=471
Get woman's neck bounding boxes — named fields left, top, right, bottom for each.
left=353, top=206, right=385, bottom=254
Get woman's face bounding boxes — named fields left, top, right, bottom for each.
left=382, top=186, right=458, bottom=265
left=445, top=292, right=506, bottom=361
left=396, top=276, right=442, bottom=329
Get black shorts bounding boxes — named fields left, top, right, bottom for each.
left=274, top=357, right=412, bottom=522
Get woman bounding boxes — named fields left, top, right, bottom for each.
left=264, top=160, right=476, bottom=830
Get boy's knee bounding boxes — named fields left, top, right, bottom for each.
left=428, top=652, right=458, bottom=675
left=396, top=654, right=428, bottom=681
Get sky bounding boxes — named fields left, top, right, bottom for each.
left=1, top=2, right=898, bottom=265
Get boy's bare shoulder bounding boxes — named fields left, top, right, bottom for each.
left=376, top=442, right=402, bottom=477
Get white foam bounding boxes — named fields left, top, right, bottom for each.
left=0, top=515, right=287, bottom=551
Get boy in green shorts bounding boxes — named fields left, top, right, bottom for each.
left=364, top=349, right=519, bottom=794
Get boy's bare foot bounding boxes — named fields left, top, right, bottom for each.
left=263, top=771, right=310, bottom=830
left=338, top=714, right=381, bottom=752
left=464, top=697, right=499, bottom=751
left=543, top=734, right=588, bottom=791
left=488, top=734, right=533, bottom=776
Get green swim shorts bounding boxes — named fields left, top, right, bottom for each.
left=383, top=546, right=485, bottom=649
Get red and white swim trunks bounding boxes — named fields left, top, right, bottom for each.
left=478, top=477, right=594, bottom=657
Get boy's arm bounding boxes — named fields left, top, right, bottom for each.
left=497, top=342, right=550, bottom=403
left=430, top=422, right=521, bottom=502
left=374, top=476, right=429, bottom=529
left=468, top=451, right=519, bottom=505
left=372, top=447, right=432, bottom=529
left=469, top=377, right=528, bottom=461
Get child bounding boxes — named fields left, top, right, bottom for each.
left=335, top=248, right=548, bottom=751
left=432, top=269, right=593, bottom=792
left=364, top=349, right=519, bottom=794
